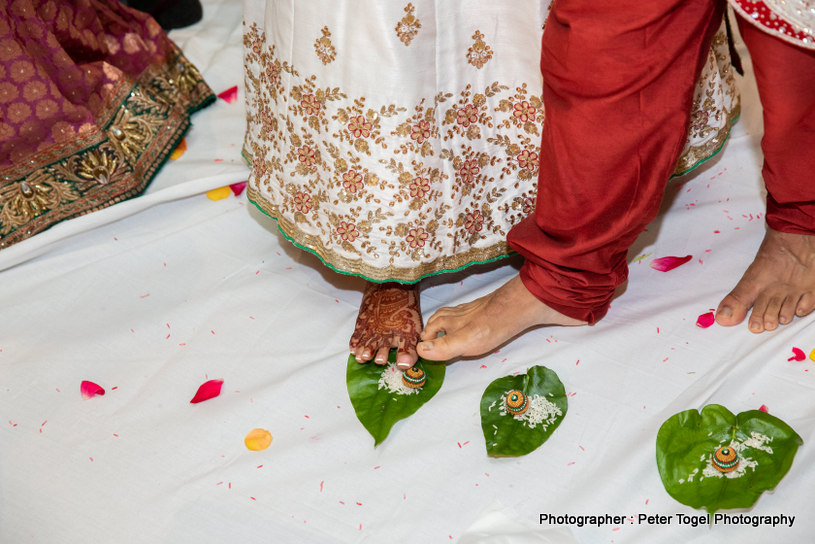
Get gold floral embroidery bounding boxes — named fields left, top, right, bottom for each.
left=466, top=30, right=493, bottom=69
left=314, top=26, right=336, bottom=65
left=107, top=108, right=154, bottom=158
left=395, top=3, right=421, bottom=46
left=73, top=147, right=121, bottom=185
left=242, top=19, right=738, bottom=283
left=0, top=171, right=78, bottom=235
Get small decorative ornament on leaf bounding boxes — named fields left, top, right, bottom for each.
left=650, top=255, right=692, bottom=272
left=190, top=379, right=224, bottom=404
left=504, top=390, right=528, bottom=416
left=712, top=446, right=739, bottom=472
left=480, top=366, right=567, bottom=457
left=80, top=380, right=105, bottom=400
left=401, top=366, right=426, bottom=389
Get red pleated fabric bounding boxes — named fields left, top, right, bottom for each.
left=507, top=0, right=727, bottom=323
left=738, top=19, right=815, bottom=235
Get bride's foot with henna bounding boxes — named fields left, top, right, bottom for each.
left=716, top=228, right=815, bottom=332
left=416, top=275, right=586, bottom=361
left=349, top=282, right=423, bottom=369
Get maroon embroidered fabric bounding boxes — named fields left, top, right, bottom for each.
left=0, top=0, right=214, bottom=248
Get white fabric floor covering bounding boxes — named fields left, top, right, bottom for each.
left=2, top=2, right=814, bottom=543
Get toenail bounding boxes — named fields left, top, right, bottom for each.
left=718, top=307, right=733, bottom=318
left=420, top=341, right=434, bottom=351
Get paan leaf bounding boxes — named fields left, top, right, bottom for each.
left=346, top=353, right=445, bottom=447
left=656, top=404, right=802, bottom=513
left=480, top=365, right=567, bottom=457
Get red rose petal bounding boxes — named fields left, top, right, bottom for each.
left=80, top=380, right=105, bottom=400
left=696, top=312, right=715, bottom=328
left=650, top=255, right=693, bottom=272
left=230, top=182, right=247, bottom=196
left=787, top=347, right=806, bottom=362
left=217, top=85, right=238, bottom=104
left=759, top=405, right=769, bottom=413
left=190, top=379, right=224, bottom=403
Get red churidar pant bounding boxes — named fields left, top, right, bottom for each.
left=507, top=0, right=815, bottom=324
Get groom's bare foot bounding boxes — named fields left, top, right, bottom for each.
left=716, top=228, right=815, bottom=332
left=416, top=275, right=586, bottom=360
left=350, top=282, right=422, bottom=368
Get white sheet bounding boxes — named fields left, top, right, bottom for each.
left=1, top=2, right=813, bottom=543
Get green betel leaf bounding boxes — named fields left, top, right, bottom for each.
left=346, top=353, right=445, bottom=447
left=480, top=365, right=568, bottom=457
left=656, top=404, right=803, bottom=514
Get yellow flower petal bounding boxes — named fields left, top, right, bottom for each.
left=206, top=186, right=231, bottom=201
left=244, top=428, right=273, bottom=451
left=170, top=138, right=187, bottom=160
left=809, top=349, right=815, bottom=362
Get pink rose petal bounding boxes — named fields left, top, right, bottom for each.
left=787, top=347, right=806, bottom=362
left=80, top=380, right=105, bottom=400
left=190, top=379, right=224, bottom=404
left=230, top=182, right=247, bottom=196
left=650, top=255, right=693, bottom=272
left=217, top=85, right=238, bottom=104
left=759, top=404, right=769, bottom=413
left=696, top=312, right=715, bottom=328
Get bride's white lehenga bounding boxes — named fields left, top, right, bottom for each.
left=243, top=2, right=739, bottom=283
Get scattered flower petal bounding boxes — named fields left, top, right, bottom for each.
left=206, top=186, right=231, bottom=201
left=787, top=347, right=806, bottom=362
left=190, top=379, right=224, bottom=403
left=170, top=138, right=187, bottom=160
left=650, top=255, right=692, bottom=272
left=759, top=405, right=769, bottom=413
left=810, top=349, right=815, bottom=362
left=696, top=312, right=715, bottom=328
left=217, top=85, right=238, bottom=104
left=244, top=428, right=273, bottom=451
left=80, top=380, right=105, bottom=400
left=230, top=182, right=247, bottom=196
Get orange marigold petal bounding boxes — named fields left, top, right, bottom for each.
left=244, top=428, right=273, bottom=451
left=206, top=186, right=231, bottom=201
left=170, top=138, right=187, bottom=160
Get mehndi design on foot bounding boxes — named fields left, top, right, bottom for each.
left=350, top=282, right=422, bottom=368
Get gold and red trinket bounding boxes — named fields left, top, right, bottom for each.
left=401, top=366, right=426, bottom=389
left=712, top=445, right=739, bottom=472
left=505, top=390, right=529, bottom=416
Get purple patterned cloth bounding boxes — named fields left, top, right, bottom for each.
left=0, top=0, right=214, bottom=248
